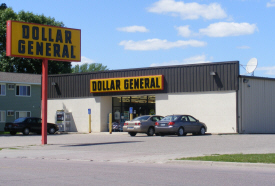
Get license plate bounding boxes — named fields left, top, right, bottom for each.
left=128, top=127, right=134, bottom=129
left=161, top=124, right=165, bottom=126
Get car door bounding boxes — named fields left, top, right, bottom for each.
left=180, top=116, right=192, bottom=132
left=187, top=116, right=200, bottom=132
left=34, top=118, right=42, bottom=132
left=26, top=118, right=35, bottom=132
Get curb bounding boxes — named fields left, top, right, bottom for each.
left=166, top=160, right=275, bottom=168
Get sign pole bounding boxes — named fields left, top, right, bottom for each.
left=42, top=59, right=48, bottom=145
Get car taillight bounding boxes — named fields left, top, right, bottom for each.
left=135, top=123, right=141, bottom=125
left=155, top=122, right=159, bottom=126
left=168, top=122, right=175, bottom=125
left=124, top=123, right=128, bottom=126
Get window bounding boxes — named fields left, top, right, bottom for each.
left=181, top=116, right=188, bottom=122
left=7, top=110, right=14, bottom=116
left=0, top=84, right=6, bottom=96
left=8, top=84, right=15, bottom=90
left=188, top=116, right=197, bottom=122
left=16, top=85, right=31, bottom=96
left=0, top=111, right=6, bottom=122
left=15, top=111, right=31, bottom=119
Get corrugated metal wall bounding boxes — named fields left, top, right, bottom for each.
left=48, top=61, right=239, bottom=99
left=239, top=76, right=275, bottom=133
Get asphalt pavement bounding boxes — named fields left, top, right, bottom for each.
left=1, top=132, right=275, bottom=166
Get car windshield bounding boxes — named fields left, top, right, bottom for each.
left=161, top=115, right=180, bottom=121
left=14, top=118, right=26, bottom=123
left=132, top=116, right=150, bottom=121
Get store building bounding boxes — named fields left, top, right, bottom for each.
left=47, top=61, right=275, bottom=134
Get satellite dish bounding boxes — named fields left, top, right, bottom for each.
left=246, top=58, right=258, bottom=74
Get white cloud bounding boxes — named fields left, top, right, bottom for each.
left=119, top=39, right=206, bottom=50
left=267, top=0, right=275, bottom=7
left=175, top=25, right=192, bottom=37
left=71, top=56, right=95, bottom=66
left=237, top=46, right=250, bottom=49
left=147, top=0, right=227, bottom=20
left=117, top=26, right=149, bottom=32
left=199, top=22, right=258, bottom=37
left=257, top=66, right=275, bottom=75
left=150, top=55, right=209, bottom=67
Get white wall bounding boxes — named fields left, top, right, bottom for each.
left=47, top=96, right=112, bottom=132
left=155, top=91, right=237, bottom=133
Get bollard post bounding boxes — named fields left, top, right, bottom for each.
left=88, top=108, right=91, bottom=133
left=130, top=113, right=133, bottom=121
left=89, top=114, right=91, bottom=133
left=109, top=113, right=112, bottom=134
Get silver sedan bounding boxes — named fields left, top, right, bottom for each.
left=123, top=115, right=164, bottom=136
left=155, top=115, right=207, bottom=136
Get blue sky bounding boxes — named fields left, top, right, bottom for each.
left=7, top=0, right=275, bottom=77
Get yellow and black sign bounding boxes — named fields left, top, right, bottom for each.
left=6, top=20, right=81, bottom=62
left=90, top=75, right=164, bottom=93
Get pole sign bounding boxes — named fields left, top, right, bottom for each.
left=90, top=75, right=164, bottom=93
left=6, top=20, right=81, bottom=62
left=129, top=107, right=133, bottom=114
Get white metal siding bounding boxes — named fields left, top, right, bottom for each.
left=240, top=77, right=275, bottom=133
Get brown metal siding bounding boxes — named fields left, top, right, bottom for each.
left=48, top=61, right=239, bottom=99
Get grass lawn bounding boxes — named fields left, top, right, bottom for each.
left=177, top=153, right=275, bottom=164
left=0, top=131, right=9, bottom=135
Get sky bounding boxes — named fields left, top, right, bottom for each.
left=6, top=0, right=275, bottom=77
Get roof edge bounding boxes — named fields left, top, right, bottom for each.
left=49, top=60, right=240, bottom=77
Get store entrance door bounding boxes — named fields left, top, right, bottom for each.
left=111, top=95, right=155, bottom=130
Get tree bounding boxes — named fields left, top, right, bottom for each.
left=72, top=63, right=109, bottom=73
left=0, top=5, right=71, bottom=74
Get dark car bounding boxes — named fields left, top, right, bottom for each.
left=123, top=115, right=164, bottom=136
left=155, top=115, right=207, bottom=136
left=4, top=117, right=59, bottom=135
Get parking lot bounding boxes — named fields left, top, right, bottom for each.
left=1, top=132, right=275, bottom=164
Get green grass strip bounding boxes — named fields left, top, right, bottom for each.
left=177, top=153, right=275, bottom=164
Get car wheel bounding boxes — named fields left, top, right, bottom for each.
left=10, top=131, right=16, bottom=135
left=200, top=127, right=206, bottom=135
left=177, top=127, right=184, bottom=136
left=23, top=128, right=30, bottom=135
left=147, top=127, right=154, bottom=136
left=129, top=132, right=137, bottom=137
left=48, top=127, right=56, bottom=134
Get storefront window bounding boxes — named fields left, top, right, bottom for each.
left=112, top=95, right=155, bottom=124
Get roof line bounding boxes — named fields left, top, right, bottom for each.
left=50, top=60, right=240, bottom=77
left=0, top=81, right=41, bottom=85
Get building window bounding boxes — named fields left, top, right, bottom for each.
left=8, top=84, right=15, bottom=90
left=0, top=111, right=6, bottom=122
left=7, top=110, right=14, bottom=116
left=15, top=111, right=31, bottom=119
left=16, top=85, right=31, bottom=96
left=0, top=84, right=6, bottom=96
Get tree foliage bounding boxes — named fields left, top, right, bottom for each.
left=72, top=63, right=109, bottom=73
left=0, top=4, right=71, bottom=74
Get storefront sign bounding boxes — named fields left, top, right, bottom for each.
left=90, top=75, right=164, bottom=93
left=6, top=20, right=81, bottom=62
